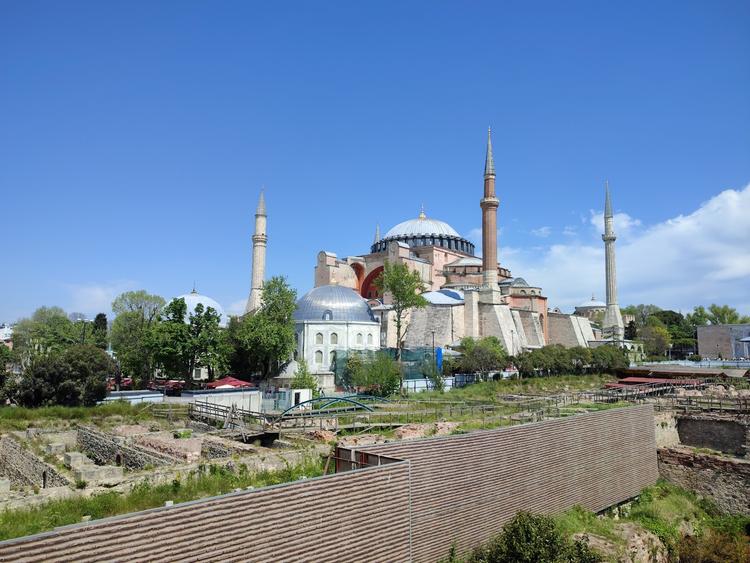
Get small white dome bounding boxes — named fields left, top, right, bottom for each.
left=576, top=296, right=606, bottom=309
left=171, top=290, right=228, bottom=327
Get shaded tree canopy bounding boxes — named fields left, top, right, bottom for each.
left=13, top=344, right=113, bottom=407
left=110, top=290, right=165, bottom=386
left=227, top=276, right=297, bottom=378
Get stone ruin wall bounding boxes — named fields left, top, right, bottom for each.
left=675, top=413, right=749, bottom=457
left=76, top=427, right=178, bottom=470
left=658, top=448, right=750, bottom=516
left=0, top=436, right=70, bottom=489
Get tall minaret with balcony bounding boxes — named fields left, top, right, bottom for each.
left=481, top=128, right=500, bottom=287
left=245, top=190, right=267, bottom=314
left=602, top=181, right=624, bottom=340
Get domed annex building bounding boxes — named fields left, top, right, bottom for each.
left=291, top=285, right=380, bottom=391
left=314, top=129, right=595, bottom=354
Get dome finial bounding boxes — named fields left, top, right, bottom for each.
left=418, top=203, right=426, bottom=220
left=191, top=281, right=197, bottom=294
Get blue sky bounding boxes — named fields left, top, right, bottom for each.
left=2, top=1, right=749, bottom=323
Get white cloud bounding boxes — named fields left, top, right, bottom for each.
left=66, top=280, right=138, bottom=316
left=531, top=226, right=552, bottom=238
left=562, top=226, right=577, bottom=237
left=502, top=184, right=750, bottom=315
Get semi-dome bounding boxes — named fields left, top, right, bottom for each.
left=294, top=285, right=376, bottom=323
left=371, top=208, right=475, bottom=255
left=170, top=289, right=228, bottom=327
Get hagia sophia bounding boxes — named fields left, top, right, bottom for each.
left=238, top=129, right=637, bottom=389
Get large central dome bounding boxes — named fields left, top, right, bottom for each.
left=371, top=209, right=475, bottom=255
left=384, top=215, right=461, bottom=239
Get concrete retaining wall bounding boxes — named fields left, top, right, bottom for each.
left=0, top=437, right=70, bottom=489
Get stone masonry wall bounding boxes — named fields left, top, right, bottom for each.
left=76, top=427, right=178, bottom=470
left=676, top=414, right=749, bottom=457
left=0, top=436, right=70, bottom=489
left=658, top=448, right=750, bottom=515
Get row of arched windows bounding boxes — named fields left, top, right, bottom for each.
left=314, top=332, right=374, bottom=345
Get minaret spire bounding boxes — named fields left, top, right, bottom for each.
left=601, top=181, right=624, bottom=340
left=245, top=188, right=268, bottom=314
left=484, top=127, right=495, bottom=177
left=480, top=127, right=500, bottom=286
left=373, top=223, right=380, bottom=244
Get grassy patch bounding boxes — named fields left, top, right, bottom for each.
left=556, top=481, right=750, bottom=560
left=0, top=402, right=150, bottom=431
left=0, top=455, right=325, bottom=541
left=417, top=373, right=617, bottom=403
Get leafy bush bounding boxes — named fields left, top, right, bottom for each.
left=461, top=512, right=602, bottom=563
left=351, top=352, right=401, bottom=397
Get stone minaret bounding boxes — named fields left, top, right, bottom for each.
left=245, top=190, right=267, bottom=314
left=601, top=181, right=624, bottom=340
left=481, top=127, right=500, bottom=287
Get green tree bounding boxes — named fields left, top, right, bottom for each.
left=590, top=345, right=629, bottom=372
left=149, top=297, right=229, bottom=387
left=13, top=345, right=113, bottom=407
left=620, top=304, right=661, bottom=328
left=110, top=290, right=165, bottom=387
left=568, top=346, right=592, bottom=374
left=374, top=261, right=428, bottom=362
left=705, top=304, right=750, bottom=325
left=187, top=303, right=229, bottom=383
left=624, top=320, right=637, bottom=340
left=686, top=305, right=710, bottom=327
left=227, top=277, right=297, bottom=378
left=0, top=345, right=15, bottom=390
left=640, top=316, right=672, bottom=357
left=92, top=313, right=108, bottom=350
left=351, top=352, right=401, bottom=397
left=458, top=337, right=508, bottom=377
left=12, top=306, right=77, bottom=363
left=290, top=358, right=320, bottom=397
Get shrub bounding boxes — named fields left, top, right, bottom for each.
left=464, top=512, right=602, bottom=563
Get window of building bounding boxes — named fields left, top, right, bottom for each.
left=330, top=332, right=338, bottom=345
left=323, top=310, right=333, bottom=321
left=329, top=350, right=336, bottom=366
left=315, top=332, right=323, bottom=344
left=315, top=350, right=323, bottom=364
left=356, top=333, right=363, bottom=345
left=367, top=333, right=373, bottom=345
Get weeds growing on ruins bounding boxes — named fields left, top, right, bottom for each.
left=0, top=455, right=324, bottom=541
left=0, top=402, right=147, bottom=431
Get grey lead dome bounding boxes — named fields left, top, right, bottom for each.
left=294, top=285, right=376, bottom=323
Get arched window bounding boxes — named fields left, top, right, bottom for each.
left=323, top=310, right=333, bottom=320
left=315, top=350, right=323, bottom=364
left=315, top=332, right=323, bottom=344
left=367, top=333, right=373, bottom=345
left=329, top=350, right=336, bottom=367
left=330, top=332, right=338, bottom=345
left=356, top=333, right=363, bottom=345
